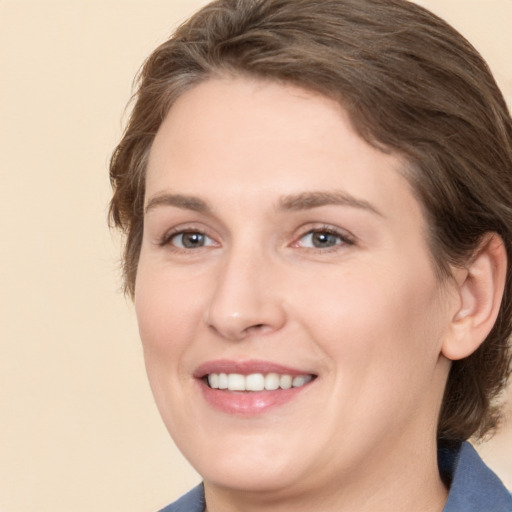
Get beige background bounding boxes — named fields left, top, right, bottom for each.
left=1, top=1, right=511, bottom=511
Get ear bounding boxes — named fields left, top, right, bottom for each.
left=441, top=233, right=507, bottom=361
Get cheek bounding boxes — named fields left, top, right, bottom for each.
left=295, top=259, right=446, bottom=381
left=134, top=260, right=205, bottom=427
left=294, top=262, right=449, bottom=443
left=134, top=259, right=204, bottom=363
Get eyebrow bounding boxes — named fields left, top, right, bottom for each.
left=145, top=193, right=211, bottom=214
left=144, top=190, right=382, bottom=217
left=279, top=191, right=383, bottom=216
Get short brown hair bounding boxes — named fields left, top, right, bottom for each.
left=109, top=0, right=512, bottom=441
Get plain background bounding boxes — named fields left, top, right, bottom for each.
left=1, top=1, right=511, bottom=511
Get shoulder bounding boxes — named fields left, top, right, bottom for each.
left=158, top=484, right=205, bottom=512
left=440, top=441, right=512, bottom=512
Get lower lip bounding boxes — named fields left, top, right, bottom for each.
left=198, top=380, right=312, bottom=415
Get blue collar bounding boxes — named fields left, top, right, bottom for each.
left=160, top=442, right=511, bottom=511
left=439, top=441, right=511, bottom=511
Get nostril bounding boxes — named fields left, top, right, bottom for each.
left=245, top=323, right=269, bottom=335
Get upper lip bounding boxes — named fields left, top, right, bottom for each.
left=193, top=359, right=315, bottom=379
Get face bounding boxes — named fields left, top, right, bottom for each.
left=136, top=77, right=456, bottom=497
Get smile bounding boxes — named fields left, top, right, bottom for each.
left=195, top=360, right=317, bottom=414
left=207, top=372, right=313, bottom=391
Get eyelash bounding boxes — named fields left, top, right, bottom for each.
left=158, top=225, right=355, bottom=252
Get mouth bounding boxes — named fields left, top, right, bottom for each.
left=194, top=360, right=317, bottom=415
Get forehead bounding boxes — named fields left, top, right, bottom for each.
left=146, top=77, right=420, bottom=225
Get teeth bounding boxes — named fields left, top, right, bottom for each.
left=208, top=373, right=219, bottom=389
left=246, top=373, right=265, bottom=391
left=280, top=374, right=293, bottom=389
left=207, top=372, right=312, bottom=391
left=218, top=373, right=228, bottom=389
left=227, top=373, right=245, bottom=391
left=264, top=373, right=279, bottom=390
left=292, top=375, right=308, bottom=387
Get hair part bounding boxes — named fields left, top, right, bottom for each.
left=109, top=0, right=512, bottom=441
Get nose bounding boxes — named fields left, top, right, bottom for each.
left=204, top=248, right=287, bottom=341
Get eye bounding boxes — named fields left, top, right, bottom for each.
left=296, top=228, right=353, bottom=249
left=167, top=231, right=216, bottom=249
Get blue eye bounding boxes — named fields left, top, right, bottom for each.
left=169, top=231, right=214, bottom=249
left=298, top=230, right=351, bottom=249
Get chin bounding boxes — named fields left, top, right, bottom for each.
left=179, top=429, right=309, bottom=493
left=202, top=460, right=305, bottom=495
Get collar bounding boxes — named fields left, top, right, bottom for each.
left=440, top=441, right=511, bottom=512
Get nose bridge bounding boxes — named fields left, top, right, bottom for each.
left=204, top=236, right=285, bottom=340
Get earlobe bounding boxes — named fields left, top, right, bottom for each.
left=441, top=233, right=507, bottom=361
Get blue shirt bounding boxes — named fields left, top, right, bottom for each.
left=159, top=441, right=512, bottom=511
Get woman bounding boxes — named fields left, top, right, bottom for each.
left=109, top=0, right=512, bottom=510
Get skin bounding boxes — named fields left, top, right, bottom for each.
left=135, top=77, right=503, bottom=512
